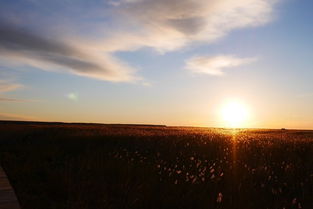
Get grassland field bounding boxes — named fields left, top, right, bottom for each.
left=1, top=121, right=313, bottom=209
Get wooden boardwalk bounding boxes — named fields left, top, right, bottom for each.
left=0, top=166, right=20, bottom=209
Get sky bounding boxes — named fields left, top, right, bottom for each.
left=0, top=0, right=312, bottom=129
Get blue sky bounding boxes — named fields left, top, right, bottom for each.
left=0, top=0, right=312, bottom=129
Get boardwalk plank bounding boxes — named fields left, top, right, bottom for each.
left=0, top=166, right=20, bottom=209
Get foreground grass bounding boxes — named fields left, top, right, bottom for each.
left=0, top=121, right=313, bottom=209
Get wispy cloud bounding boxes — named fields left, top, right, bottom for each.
left=0, top=80, right=36, bottom=102
left=0, top=22, right=138, bottom=82
left=0, top=80, right=22, bottom=92
left=100, top=0, right=276, bottom=52
left=0, top=0, right=277, bottom=82
left=0, top=112, right=36, bottom=121
left=0, top=97, right=37, bottom=102
left=185, top=55, right=257, bottom=76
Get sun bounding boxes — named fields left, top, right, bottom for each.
left=220, top=100, right=250, bottom=128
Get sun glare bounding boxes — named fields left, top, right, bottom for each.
left=220, top=100, right=250, bottom=128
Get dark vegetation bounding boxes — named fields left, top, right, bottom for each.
left=1, top=121, right=313, bottom=209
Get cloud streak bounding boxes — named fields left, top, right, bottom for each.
left=0, top=80, right=22, bottom=92
left=0, top=112, right=36, bottom=121
left=0, top=22, right=138, bottom=82
left=0, top=97, right=37, bottom=102
left=0, top=0, right=277, bottom=82
left=0, top=80, right=34, bottom=102
left=185, top=55, right=257, bottom=75
left=100, top=0, right=276, bottom=52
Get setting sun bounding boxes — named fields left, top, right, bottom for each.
left=221, top=100, right=250, bottom=128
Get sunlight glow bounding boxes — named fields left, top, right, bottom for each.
left=220, top=100, right=250, bottom=128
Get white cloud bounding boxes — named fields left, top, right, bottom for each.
left=0, top=0, right=277, bottom=82
left=185, top=55, right=257, bottom=75
left=98, top=0, right=276, bottom=52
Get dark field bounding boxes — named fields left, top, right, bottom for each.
left=1, top=121, right=313, bottom=209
